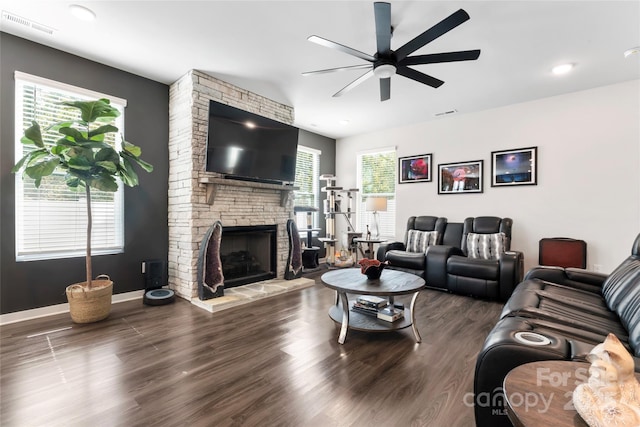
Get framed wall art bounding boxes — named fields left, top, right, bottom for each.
left=491, top=146, right=537, bottom=187
left=438, top=160, right=483, bottom=194
left=399, top=153, right=432, bottom=183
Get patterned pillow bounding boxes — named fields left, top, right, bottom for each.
left=467, top=232, right=505, bottom=260
left=406, top=230, right=439, bottom=253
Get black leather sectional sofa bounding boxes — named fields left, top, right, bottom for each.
left=377, top=216, right=524, bottom=301
left=474, top=233, right=640, bottom=427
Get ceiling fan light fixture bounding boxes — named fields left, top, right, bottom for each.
left=373, top=64, right=397, bottom=79
left=552, top=63, right=574, bottom=75
left=69, top=4, right=96, bottom=21
left=624, top=47, right=640, bottom=58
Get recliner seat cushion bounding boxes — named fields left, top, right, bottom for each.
left=386, top=250, right=425, bottom=270
left=447, top=255, right=499, bottom=280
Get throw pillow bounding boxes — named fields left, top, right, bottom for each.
left=467, top=232, right=506, bottom=260
left=407, top=230, right=439, bottom=253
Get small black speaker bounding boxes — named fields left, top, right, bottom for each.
left=142, top=259, right=174, bottom=305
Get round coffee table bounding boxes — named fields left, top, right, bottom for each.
left=321, top=268, right=426, bottom=344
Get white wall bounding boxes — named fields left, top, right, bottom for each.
left=336, top=80, right=640, bottom=274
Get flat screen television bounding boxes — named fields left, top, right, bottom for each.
left=205, top=100, right=299, bottom=184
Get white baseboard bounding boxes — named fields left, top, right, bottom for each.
left=0, top=290, right=144, bottom=326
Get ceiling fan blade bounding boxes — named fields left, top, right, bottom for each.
left=374, top=2, right=392, bottom=54
left=333, top=69, right=375, bottom=97
left=308, top=35, right=376, bottom=62
left=401, top=49, right=481, bottom=66
left=397, top=66, right=444, bottom=88
left=395, top=9, right=470, bottom=61
left=379, top=77, right=391, bottom=101
left=302, top=64, right=373, bottom=76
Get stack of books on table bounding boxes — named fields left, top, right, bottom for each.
left=351, top=296, right=405, bottom=322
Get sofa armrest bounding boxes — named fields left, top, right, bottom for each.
left=425, top=245, right=463, bottom=289
left=376, top=241, right=405, bottom=262
left=524, top=266, right=607, bottom=292
left=498, top=251, right=524, bottom=301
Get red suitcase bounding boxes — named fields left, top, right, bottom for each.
left=539, top=237, right=587, bottom=269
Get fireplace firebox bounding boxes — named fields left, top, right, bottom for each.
left=221, top=225, right=277, bottom=288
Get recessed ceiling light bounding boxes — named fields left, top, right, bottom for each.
left=69, top=4, right=96, bottom=21
left=624, top=47, right=640, bottom=58
left=552, top=63, right=574, bottom=75
left=339, top=120, right=350, bottom=125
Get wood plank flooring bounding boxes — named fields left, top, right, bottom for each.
left=0, top=270, right=503, bottom=426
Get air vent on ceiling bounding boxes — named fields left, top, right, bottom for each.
left=435, top=109, right=458, bottom=117
left=2, top=11, right=55, bottom=35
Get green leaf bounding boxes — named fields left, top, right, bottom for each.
left=67, top=156, right=92, bottom=170
left=131, top=156, right=154, bottom=173
left=92, top=174, right=118, bottom=192
left=59, top=126, right=87, bottom=142
left=96, top=161, right=117, bottom=173
left=51, top=145, right=69, bottom=156
left=22, top=122, right=44, bottom=148
left=25, top=158, right=60, bottom=179
left=65, top=174, right=81, bottom=188
left=95, top=147, right=119, bottom=163
left=119, top=157, right=139, bottom=187
left=89, top=124, right=119, bottom=139
left=12, top=148, right=48, bottom=173
left=60, top=99, right=120, bottom=123
left=55, top=137, right=78, bottom=147
left=80, top=141, right=112, bottom=150
left=122, top=140, right=142, bottom=157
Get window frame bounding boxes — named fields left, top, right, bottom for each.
left=14, top=71, right=127, bottom=262
left=294, top=145, right=321, bottom=228
left=356, top=147, right=397, bottom=239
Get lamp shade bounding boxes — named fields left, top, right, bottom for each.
left=365, top=197, right=387, bottom=212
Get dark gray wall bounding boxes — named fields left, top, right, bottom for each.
left=297, top=129, right=336, bottom=239
left=0, top=33, right=169, bottom=314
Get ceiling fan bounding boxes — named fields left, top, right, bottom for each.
left=302, top=2, right=481, bottom=101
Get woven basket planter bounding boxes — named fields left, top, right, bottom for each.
left=66, top=276, right=113, bottom=324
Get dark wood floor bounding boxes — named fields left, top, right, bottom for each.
left=1, top=270, right=503, bottom=426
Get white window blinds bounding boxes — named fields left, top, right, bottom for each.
left=14, top=72, right=126, bottom=261
left=294, top=145, right=321, bottom=227
left=357, top=148, right=397, bottom=238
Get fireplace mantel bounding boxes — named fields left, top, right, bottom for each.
left=198, top=177, right=299, bottom=206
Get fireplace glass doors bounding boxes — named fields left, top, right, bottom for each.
left=220, top=225, right=277, bottom=288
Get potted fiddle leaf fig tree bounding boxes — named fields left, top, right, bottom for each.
left=12, top=98, right=153, bottom=323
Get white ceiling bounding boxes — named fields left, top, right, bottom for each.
left=1, top=1, right=639, bottom=139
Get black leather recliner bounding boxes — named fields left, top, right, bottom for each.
left=376, top=216, right=447, bottom=278
left=473, top=233, right=640, bottom=427
left=426, top=217, right=524, bottom=301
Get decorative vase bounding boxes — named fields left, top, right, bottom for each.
left=358, top=259, right=386, bottom=280
left=65, top=276, right=113, bottom=323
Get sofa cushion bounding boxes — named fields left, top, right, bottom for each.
left=406, top=229, right=439, bottom=253
left=386, top=250, right=425, bottom=270
left=467, top=232, right=505, bottom=260
left=447, top=255, right=499, bottom=280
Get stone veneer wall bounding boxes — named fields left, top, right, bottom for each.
left=168, top=70, right=295, bottom=300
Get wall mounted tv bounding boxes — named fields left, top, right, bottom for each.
left=205, top=100, right=299, bottom=184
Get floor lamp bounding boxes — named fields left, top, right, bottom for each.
left=365, top=197, right=387, bottom=238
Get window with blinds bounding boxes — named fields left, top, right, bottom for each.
left=357, top=148, right=396, bottom=238
left=14, top=72, right=126, bottom=261
left=294, top=145, right=321, bottom=227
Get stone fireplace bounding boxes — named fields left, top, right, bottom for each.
left=168, top=70, right=296, bottom=301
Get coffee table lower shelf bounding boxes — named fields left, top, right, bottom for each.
left=328, top=294, right=421, bottom=344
